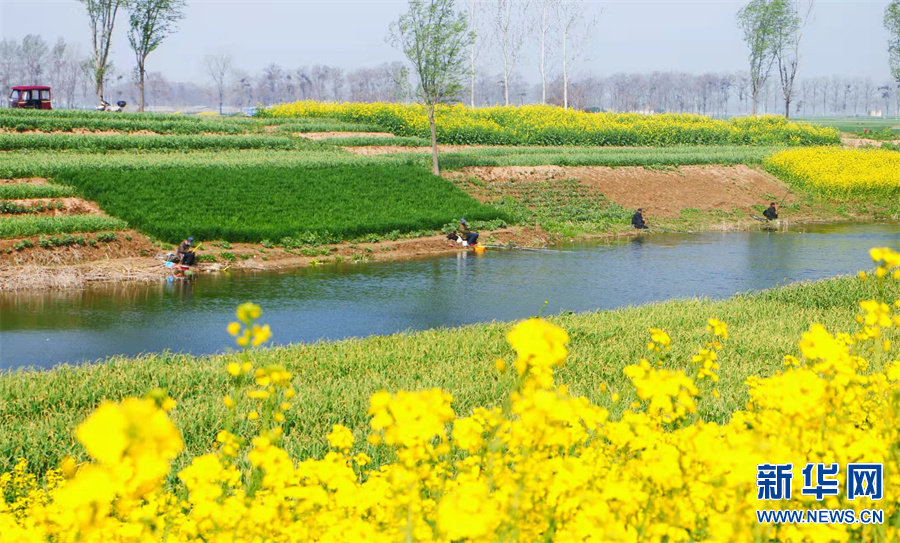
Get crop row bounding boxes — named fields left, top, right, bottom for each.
left=763, top=147, right=900, bottom=199
left=0, top=215, right=127, bottom=239
left=53, top=165, right=506, bottom=243
left=0, top=110, right=380, bottom=136
left=0, top=200, right=65, bottom=214
left=0, top=184, right=76, bottom=199
left=438, top=145, right=781, bottom=169
left=261, top=101, right=841, bottom=146
left=0, top=133, right=319, bottom=152
left=0, top=145, right=787, bottom=180
left=0, top=109, right=262, bottom=133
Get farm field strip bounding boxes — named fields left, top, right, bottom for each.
left=0, top=132, right=324, bottom=152
left=263, top=101, right=841, bottom=146
left=764, top=147, right=900, bottom=199
left=0, top=214, right=128, bottom=239
left=0, top=183, right=76, bottom=199
left=0, top=110, right=386, bottom=136
left=51, top=164, right=506, bottom=243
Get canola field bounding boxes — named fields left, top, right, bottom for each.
left=2, top=249, right=898, bottom=542
left=764, top=147, right=900, bottom=199
left=262, top=101, right=840, bottom=146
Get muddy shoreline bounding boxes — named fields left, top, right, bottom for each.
left=0, top=216, right=865, bottom=293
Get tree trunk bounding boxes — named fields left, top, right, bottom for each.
left=138, top=60, right=146, bottom=113
left=751, top=88, right=758, bottom=116
left=784, top=96, right=790, bottom=119
left=219, top=89, right=224, bottom=115
left=428, top=104, right=439, bottom=175
left=562, top=32, right=568, bottom=110
left=540, top=7, right=547, bottom=104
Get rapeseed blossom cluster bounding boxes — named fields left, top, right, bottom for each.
left=2, top=250, right=899, bottom=542
left=764, top=147, right=900, bottom=199
left=261, top=101, right=839, bottom=146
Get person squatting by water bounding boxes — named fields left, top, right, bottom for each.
left=457, top=218, right=479, bottom=246
left=763, top=202, right=779, bottom=221
left=632, top=208, right=649, bottom=229
left=177, top=237, right=197, bottom=265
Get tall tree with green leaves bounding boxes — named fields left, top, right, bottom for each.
left=127, top=0, right=186, bottom=112
left=388, top=0, right=473, bottom=175
left=736, top=0, right=795, bottom=116
left=887, top=0, right=900, bottom=85
left=77, top=0, right=129, bottom=104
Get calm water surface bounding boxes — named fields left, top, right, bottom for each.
left=1, top=222, right=898, bottom=370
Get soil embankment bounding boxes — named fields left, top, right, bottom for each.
left=452, top=164, right=799, bottom=218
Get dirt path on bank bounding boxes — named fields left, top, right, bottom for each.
left=344, top=144, right=489, bottom=155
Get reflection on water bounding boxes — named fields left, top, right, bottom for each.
left=1, top=222, right=898, bottom=370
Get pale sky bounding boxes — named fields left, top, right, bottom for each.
left=0, top=0, right=893, bottom=84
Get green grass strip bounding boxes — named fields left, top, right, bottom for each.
left=1, top=274, right=895, bottom=476
left=438, top=145, right=783, bottom=170
left=0, top=133, right=319, bottom=152
left=0, top=149, right=392, bottom=179
left=0, top=215, right=127, bottom=238
left=54, top=164, right=506, bottom=243
left=0, top=184, right=76, bottom=199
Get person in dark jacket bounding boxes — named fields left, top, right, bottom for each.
left=177, top=237, right=196, bottom=265
left=631, top=208, right=649, bottom=229
left=459, top=219, right=479, bottom=246
left=763, top=202, right=778, bottom=221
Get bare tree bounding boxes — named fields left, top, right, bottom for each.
left=127, top=0, right=186, bottom=112
left=532, top=0, right=555, bottom=104
left=388, top=0, right=473, bottom=175
left=775, top=0, right=811, bottom=119
left=799, top=78, right=816, bottom=115
left=0, top=39, right=22, bottom=93
left=879, top=82, right=892, bottom=117
left=490, top=0, right=529, bottom=106
left=860, top=78, right=874, bottom=115
left=555, top=0, right=596, bottom=110
left=204, top=53, right=232, bottom=114
left=21, top=35, right=49, bottom=85
left=464, top=0, right=482, bottom=107
left=77, top=0, right=128, bottom=104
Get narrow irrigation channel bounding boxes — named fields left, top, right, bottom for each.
left=1, top=222, right=898, bottom=370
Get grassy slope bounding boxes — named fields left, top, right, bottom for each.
left=2, top=275, right=895, bottom=476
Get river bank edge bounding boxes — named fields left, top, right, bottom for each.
left=1, top=209, right=893, bottom=293
left=2, top=272, right=896, bottom=477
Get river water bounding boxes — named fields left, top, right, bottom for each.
left=1, top=222, right=898, bottom=371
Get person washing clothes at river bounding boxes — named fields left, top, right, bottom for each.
left=458, top=219, right=479, bottom=247
left=177, top=237, right=197, bottom=265
left=763, top=202, right=778, bottom=221
left=631, top=208, right=649, bottom=229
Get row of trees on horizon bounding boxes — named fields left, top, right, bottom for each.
left=1, top=0, right=899, bottom=118
left=2, top=33, right=897, bottom=119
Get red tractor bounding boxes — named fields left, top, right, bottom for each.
left=8, top=86, right=52, bottom=109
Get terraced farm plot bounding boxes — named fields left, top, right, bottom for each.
left=54, top=165, right=507, bottom=243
